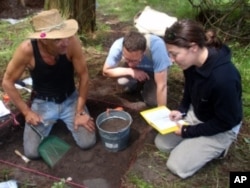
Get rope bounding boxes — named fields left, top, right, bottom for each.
left=0, top=159, right=87, bottom=188
left=35, top=22, right=64, bottom=33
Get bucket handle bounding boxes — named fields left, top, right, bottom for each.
left=106, top=107, right=124, bottom=116
left=28, top=124, right=45, bottom=140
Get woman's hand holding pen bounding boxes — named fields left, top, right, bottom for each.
left=169, top=110, right=183, bottom=121
left=169, top=110, right=185, bottom=136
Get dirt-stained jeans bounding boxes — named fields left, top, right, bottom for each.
left=23, top=90, right=96, bottom=158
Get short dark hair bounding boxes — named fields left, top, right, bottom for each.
left=123, top=31, right=146, bottom=52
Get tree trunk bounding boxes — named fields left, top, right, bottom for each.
left=72, top=0, right=96, bottom=34
left=44, top=0, right=96, bottom=34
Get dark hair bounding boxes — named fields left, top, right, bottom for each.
left=123, top=31, right=146, bottom=52
left=205, top=29, right=222, bottom=48
left=164, top=19, right=222, bottom=48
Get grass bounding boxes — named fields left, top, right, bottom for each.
left=0, top=1, right=249, bottom=187
left=98, top=0, right=195, bottom=21
left=0, top=168, right=11, bottom=181
left=230, top=43, right=250, bottom=119
left=0, top=19, right=32, bottom=73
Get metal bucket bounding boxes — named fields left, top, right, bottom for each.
left=96, top=110, right=132, bottom=152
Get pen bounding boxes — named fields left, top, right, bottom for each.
left=181, top=112, right=186, bottom=118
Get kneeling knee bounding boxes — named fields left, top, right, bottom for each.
left=77, top=138, right=96, bottom=149
left=24, top=148, right=40, bottom=159
left=167, top=160, right=190, bottom=179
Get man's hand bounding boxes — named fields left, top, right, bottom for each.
left=24, top=110, right=43, bottom=126
left=74, top=113, right=96, bottom=132
left=132, top=69, right=149, bottom=82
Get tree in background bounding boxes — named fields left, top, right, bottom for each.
left=44, top=0, right=96, bottom=34
left=189, top=0, right=250, bottom=43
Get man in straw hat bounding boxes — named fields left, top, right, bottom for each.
left=2, top=9, right=96, bottom=158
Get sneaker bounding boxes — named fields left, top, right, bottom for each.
left=123, top=85, right=137, bottom=94
left=218, top=147, right=230, bottom=159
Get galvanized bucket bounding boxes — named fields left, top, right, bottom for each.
left=96, top=110, right=132, bottom=152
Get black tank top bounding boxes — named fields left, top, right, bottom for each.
left=30, top=40, right=75, bottom=98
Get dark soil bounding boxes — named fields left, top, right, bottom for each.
left=99, top=118, right=130, bottom=132
left=0, top=50, right=158, bottom=187
left=0, top=98, right=153, bottom=188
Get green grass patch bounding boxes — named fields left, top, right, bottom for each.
left=0, top=19, right=32, bottom=68
left=230, top=43, right=250, bottom=120
left=127, top=173, right=155, bottom=188
left=98, top=0, right=195, bottom=21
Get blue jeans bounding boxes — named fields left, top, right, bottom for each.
left=23, top=90, right=96, bottom=158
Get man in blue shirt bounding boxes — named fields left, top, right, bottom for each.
left=103, top=31, right=172, bottom=106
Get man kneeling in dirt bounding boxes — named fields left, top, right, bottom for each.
left=2, top=9, right=96, bottom=158
left=102, top=31, right=172, bottom=107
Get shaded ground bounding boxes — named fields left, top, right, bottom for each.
left=0, top=98, right=152, bottom=188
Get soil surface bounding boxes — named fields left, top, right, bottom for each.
left=0, top=98, right=153, bottom=188
left=100, top=118, right=130, bottom=132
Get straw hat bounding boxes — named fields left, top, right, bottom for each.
left=28, top=9, right=78, bottom=39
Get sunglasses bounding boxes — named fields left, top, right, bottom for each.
left=165, top=31, right=188, bottom=42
